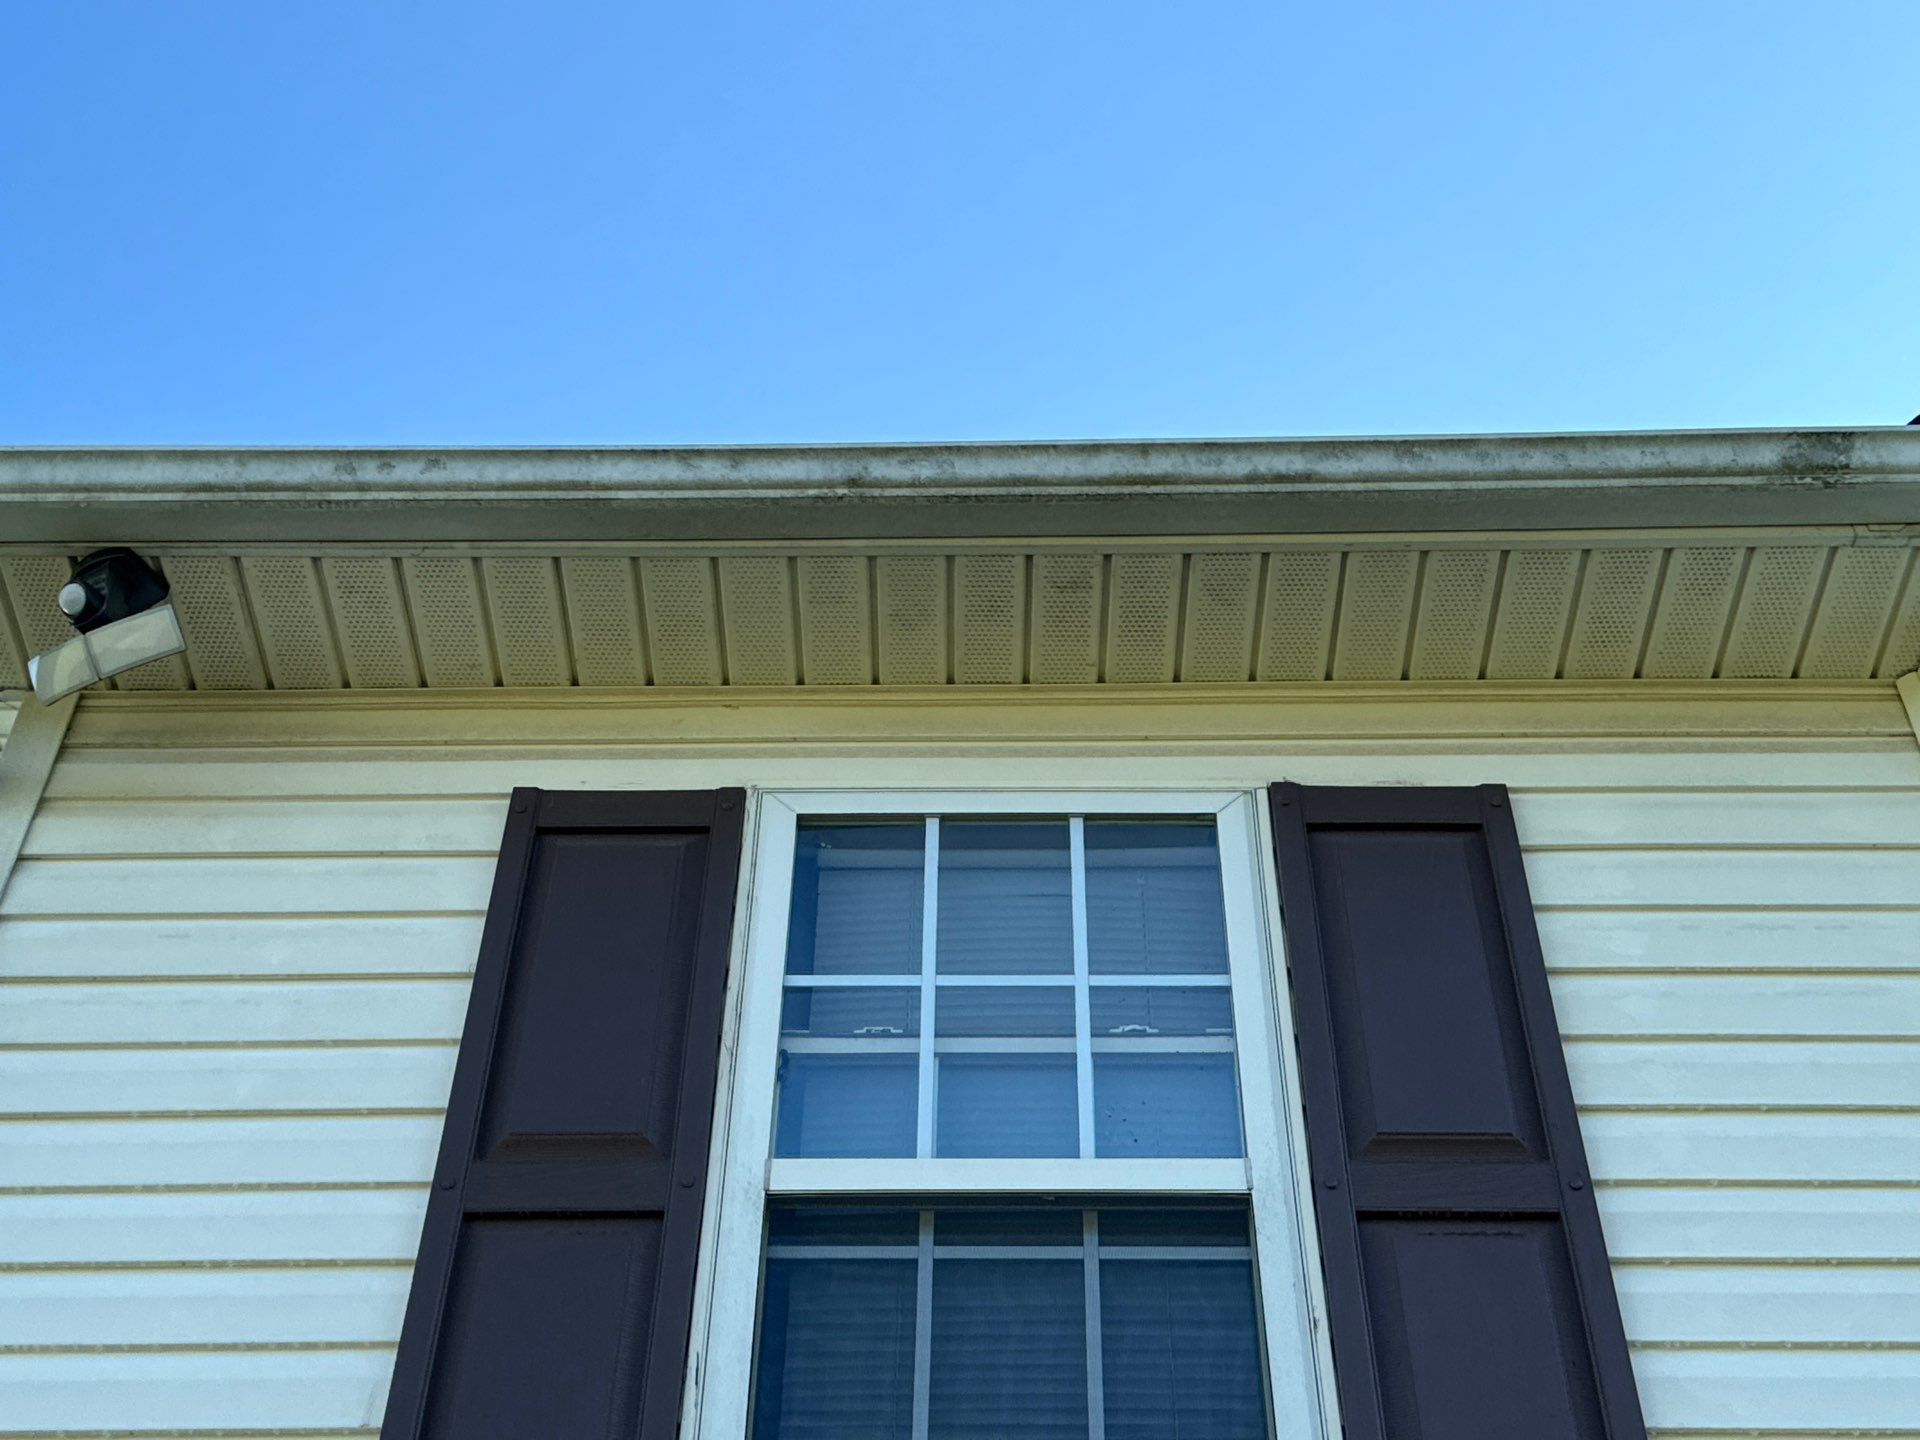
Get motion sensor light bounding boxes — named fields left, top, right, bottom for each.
left=28, top=548, right=187, bottom=704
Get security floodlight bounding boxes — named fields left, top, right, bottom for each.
left=28, top=548, right=187, bottom=704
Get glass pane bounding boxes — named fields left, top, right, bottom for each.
left=938, top=1055, right=1078, bottom=1158
left=787, top=823, right=924, bottom=976
left=1090, top=985, right=1234, bottom=1038
left=776, top=1053, right=917, bottom=1158
left=753, top=1256, right=917, bottom=1440
left=1094, top=1054, right=1242, bottom=1158
left=930, top=1257, right=1088, bottom=1440
left=1100, top=1256, right=1269, bottom=1440
left=1095, top=1207, right=1250, bottom=1248
left=769, top=1207, right=920, bottom=1247
left=934, top=1209, right=1083, bottom=1246
left=937, top=985, right=1074, bottom=1037
left=751, top=1206, right=1272, bottom=1440
left=1085, top=821, right=1229, bottom=975
left=782, top=987, right=921, bottom=1039
left=936, top=821, right=1072, bottom=974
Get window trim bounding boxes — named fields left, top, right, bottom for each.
left=683, top=788, right=1336, bottom=1440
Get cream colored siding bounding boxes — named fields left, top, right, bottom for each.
left=1, top=691, right=1916, bottom=1437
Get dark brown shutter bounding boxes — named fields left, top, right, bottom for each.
left=1268, top=783, right=1645, bottom=1440
left=383, top=788, right=746, bottom=1440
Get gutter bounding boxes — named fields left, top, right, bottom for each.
left=3, top=427, right=1919, bottom=546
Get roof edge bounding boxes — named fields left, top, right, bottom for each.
left=4, top=427, right=1918, bottom=544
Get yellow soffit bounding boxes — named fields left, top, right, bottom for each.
left=2, top=529, right=1917, bottom=694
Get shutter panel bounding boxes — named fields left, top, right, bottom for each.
left=383, top=788, right=746, bottom=1440
left=1268, top=783, right=1645, bottom=1440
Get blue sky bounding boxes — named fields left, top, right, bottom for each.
left=1, top=2, right=1914, bottom=445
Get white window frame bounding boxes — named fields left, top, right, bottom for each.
left=683, top=788, right=1335, bottom=1440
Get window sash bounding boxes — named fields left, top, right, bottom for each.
left=756, top=1209, right=1270, bottom=1440
left=685, top=788, right=1331, bottom=1440
left=779, top=814, right=1242, bottom=1163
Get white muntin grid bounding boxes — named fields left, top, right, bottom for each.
left=686, top=789, right=1335, bottom=1440
left=776, top=814, right=1241, bottom=1163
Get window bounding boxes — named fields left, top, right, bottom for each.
left=775, top=818, right=1242, bottom=1162
left=689, top=793, right=1329, bottom=1440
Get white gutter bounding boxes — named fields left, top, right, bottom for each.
left=2, top=427, right=1918, bottom=545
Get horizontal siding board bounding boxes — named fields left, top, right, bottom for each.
left=0, top=980, right=469, bottom=1046
left=1582, top=1112, right=1920, bottom=1183
left=1614, top=1263, right=1920, bottom=1345
left=1630, top=1348, right=1920, bottom=1433
left=0, top=915, right=485, bottom=979
left=1596, top=1186, right=1920, bottom=1262
left=0, top=1349, right=395, bottom=1432
left=1517, top=789, right=1920, bottom=847
left=0, top=1116, right=442, bottom=1188
left=0, top=1046, right=457, bottom=1117
left=0, top=1265, right=410, bottom=1347
left=0, top=855, right=496, bottom=916
left=0, top=1189, right=431, bottom=1265
left=1537, top=909, right=1920, bottom=972
left=22, top=796, right=510, bottom=857
left=1551, top=975, right=1920, bottom=1038
left=1524, top=848, right=1920, bottom=907
left=1566, top=1039, right=1920, bottom=1107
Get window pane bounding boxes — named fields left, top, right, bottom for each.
left=752, top=1206, right=1272, bottom=1440
left=937, top=1055, right=1078, bottom=1158
left=930, top=1257, right=1088, bottom=1440
left=782, top=987, right=921, bottom=1039
left=1094, top=1054, right=1242, bottom=1158
left=1089, top=985, right=1233, bottom=1038
left=936, top=821, right=1072, bottom=974
left=752, top=1256, right=917, bottom=1440
left=1100, top=1257, right=1269, bottom=1440
left=787, top=823, right=924, bottom=976
left=937, top=986, right=1075, bottom=1037
left=1085, top=821, right=1229, bottom=975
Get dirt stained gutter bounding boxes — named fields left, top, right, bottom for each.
left=2, top=427, right=1918, bottom=546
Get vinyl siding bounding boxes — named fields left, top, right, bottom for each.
left=1, top=692, right=1916, bottom=1437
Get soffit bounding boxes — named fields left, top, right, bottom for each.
left=2, top=532, right=1915, bottom=693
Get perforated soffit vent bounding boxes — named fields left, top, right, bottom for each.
left=3, top=537, right=1916, bottom=693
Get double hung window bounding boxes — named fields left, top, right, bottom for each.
left=691, top=793, right=1328, bottom=1440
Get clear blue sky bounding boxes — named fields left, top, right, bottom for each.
left=2, top=2, right=1914, bottom=445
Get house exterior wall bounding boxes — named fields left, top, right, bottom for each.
left=0, top=686, right=1915, bottom=1437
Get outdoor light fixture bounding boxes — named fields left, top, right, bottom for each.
left=27, top=548, right=187, bottom=704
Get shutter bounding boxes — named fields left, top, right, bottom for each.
left=383, top=787, right=747, bottom=1440
left=1268, top=784, right=1645, bottom=1440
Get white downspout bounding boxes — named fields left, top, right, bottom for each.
left=0, top=692, right=77, bottom=910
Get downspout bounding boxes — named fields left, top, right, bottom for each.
left=0, top=692, right=76, bottom=909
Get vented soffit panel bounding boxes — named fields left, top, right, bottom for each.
left=4, top=427, right=1920, bottom=545
left=3, top=533, right=1917, bottom=693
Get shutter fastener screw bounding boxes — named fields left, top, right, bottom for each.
left=1569, top=1177, right=1584, bottom=1191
